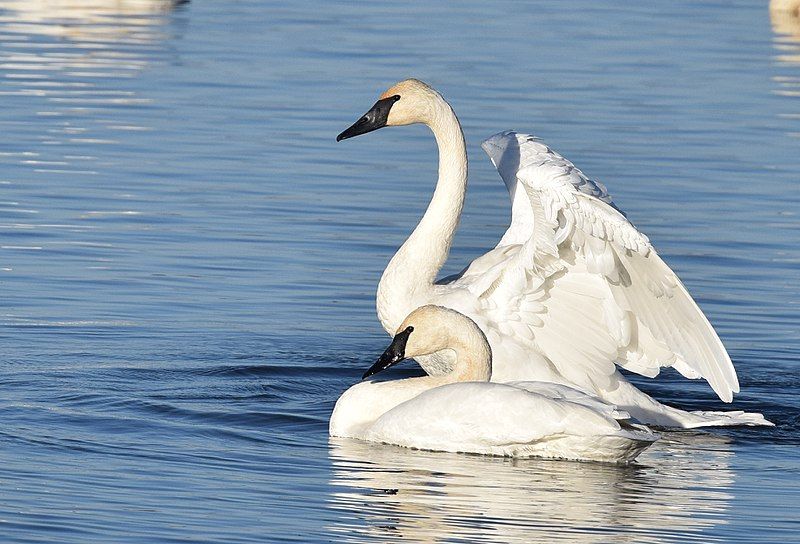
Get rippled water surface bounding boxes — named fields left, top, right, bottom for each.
left=1, top=1, right=799, bottom=542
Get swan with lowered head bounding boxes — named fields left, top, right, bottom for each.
left=330, top=305, right=658, bottom=463
left=337, top=79, right=771, bottom=428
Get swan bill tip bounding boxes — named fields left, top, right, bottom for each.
left=337, top=96, right=399, bottom=142
left=362, top=326, right=414, bottom=380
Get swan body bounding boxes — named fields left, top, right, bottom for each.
left=330, top=305, right=658, bottom=464
left=337, top=79, right=772, bottom=429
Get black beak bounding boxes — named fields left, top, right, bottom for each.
left=337, top=95, right=400, bottom=142
left=362, top=326, right=414, bottom=380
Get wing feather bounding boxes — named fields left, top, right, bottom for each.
left=479, top=131, right=739, bottom=402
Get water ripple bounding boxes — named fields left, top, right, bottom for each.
left=1, top=1, right=799, bottom=543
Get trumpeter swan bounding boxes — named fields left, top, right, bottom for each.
left=330, top=305, right=658, bottom=463
left=337, top=79, right=771, bottom=428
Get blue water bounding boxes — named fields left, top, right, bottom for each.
left=1, top=1, right=798, bottom=542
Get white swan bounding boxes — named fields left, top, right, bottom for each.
left=337, top=79, right=772, bottom=428
left=330, top=305, right=657, bottom=463
left=771, top=0, right=800, bottom=62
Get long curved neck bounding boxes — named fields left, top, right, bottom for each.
left=416, top=326, right=493, bottom=387
left=377, top=98, right=468, bottom=332
left=446, top=331, right=493, bottom=382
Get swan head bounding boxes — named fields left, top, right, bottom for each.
left=363, top=305, right=491, bottom=381
left=336, top=79, right=441, bottom=141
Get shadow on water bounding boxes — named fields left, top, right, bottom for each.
left=327, top=435, right=735, bottom=544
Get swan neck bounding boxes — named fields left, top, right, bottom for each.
left=410, top=339, right=491, bottom=388
left=417, top=311, right=492, bottom=384
left=446, top=330, right=492, bottom=383
left=377, top=97, right=468, bottom=332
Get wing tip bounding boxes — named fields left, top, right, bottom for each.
left=711, top=372, right=739, bottom=403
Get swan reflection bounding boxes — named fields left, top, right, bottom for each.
left=771, top=0, right=800, bottom=50
left=0, top=0, right=186, bottom=170
left=770, top=0, right=800, bottom=139
left=0, top=0, right=186, bottom=46
left=328, top=435, right=733, bottom=543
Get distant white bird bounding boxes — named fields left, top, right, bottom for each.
left=771, top=0, right=800, bottom=48
left=771, top=0, right=800, bottom=19
left=330, top=305, right=657, bottom=463
left=337, top=79, right=771, bottom=428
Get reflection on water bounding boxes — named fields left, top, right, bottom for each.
left=0, top=0, right=186, bottom=41
left=0, top=0, right=184, bottom=168
left=0, top=0, right=187, bottom=328
left=771, top=0, right=800, bottom=43
left=328, top=436, right=734, bottom=543
left=0, top=2, right=797, bottom=542
left=770, top=0, right=800, bottom=116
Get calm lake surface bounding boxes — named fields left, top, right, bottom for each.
left=1, top=1, right=798, bottom=542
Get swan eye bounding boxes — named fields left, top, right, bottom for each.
left=391, top=95, right=400, bottom=102
left=405, top=326, right=414, bottom=334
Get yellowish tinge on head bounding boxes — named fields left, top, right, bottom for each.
left=379, top=78, right=432, bottom=100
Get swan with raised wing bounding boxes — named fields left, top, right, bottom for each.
left=330, top=305, right=657, bottom=463
left=337, top=79, right=771, bottom=428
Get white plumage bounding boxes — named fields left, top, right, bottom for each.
left=339, top=79, right=771, bottom=428
left=476, top=131, right=737, bottom=399
left=330, top=305, right=657, bottom=464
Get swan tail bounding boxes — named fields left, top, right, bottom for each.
left=602, top=375, right=773, bottom=428
left=617, top=398, right=773, bottom=429
left=670, top=410, right=774, bottom=429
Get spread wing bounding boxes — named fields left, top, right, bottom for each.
left=465, top=131, right=739, bottom=401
